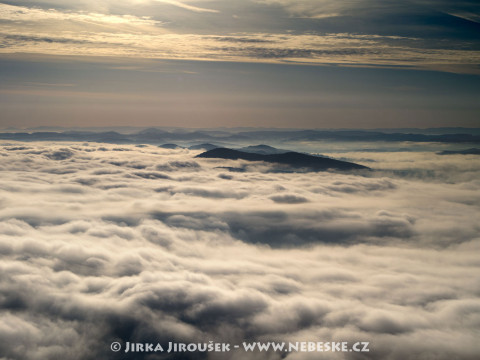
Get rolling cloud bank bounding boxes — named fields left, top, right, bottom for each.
left=1, top=141, right=480, bottom=359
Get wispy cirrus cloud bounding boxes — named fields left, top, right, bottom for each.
left=0, top=3, right=160, bottom=26
left=153, top=0, right=219, bottom=13
left=255, top=0, right=480, bottom=19
left=254, top=0, right=348, bottom=18
left=1, top=2, right=479, bottom=72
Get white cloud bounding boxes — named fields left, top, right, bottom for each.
left=0, top=4, right=160, bottom=26
left=0, top=141, right=479, bottom=359
left=254, top=0, right=350, bottom=18
left=1, top=3, right=479, bottom=70
left=153, top=0, right=219, bottom=13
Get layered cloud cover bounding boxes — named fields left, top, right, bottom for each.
left=2, top=1, right=479, bottom=129
left=1, top=1, right=479, bottom=71
left=1, top=141, right=479, bottom=359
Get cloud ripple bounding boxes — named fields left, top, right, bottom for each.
left=0, top=142, right=479, bottom=359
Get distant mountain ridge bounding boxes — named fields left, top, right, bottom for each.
left=1, top=129, right=479, bottom=144
left=158, top=143, right=184, bottom=149
left=196, top=148, right=369, bottom=171
left=437, top=148, right=480, bottom=155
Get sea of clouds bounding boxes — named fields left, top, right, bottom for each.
left=0, top=142, right=479, bottom=360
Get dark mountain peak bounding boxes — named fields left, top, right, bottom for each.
left=244, top=144, right=276, bottom=150
left=137, top=128, right=168, bottom=135
left=95, top=131, right=122, bottom=136
left=196, top=148, right=369, bottom=171
left=238, top=144, right=290, bottom=155
left=159, top=143, right=184, bottom=149
left=197, top=148, right=263, bottom=161
left=437, top=148, right=480, bottom=155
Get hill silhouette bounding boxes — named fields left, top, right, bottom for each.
left=196, top=148, right=369, bottom=171
left=238, top=144, right=290, bottom=155
left=158, top=143, right=184, bottom=149
left=437, top=148, right=480, bottom=155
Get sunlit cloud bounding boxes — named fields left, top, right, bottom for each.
left=0, top=3, right=160, bottom=26
left=0, top=142, right=479, bottom=359
left=447, top=11, right=480, bottom=23
left=153, top=0, right=219, bottom=13
left=254, top=0, right=347, bottom=18
left=1, top=2, right=479, bottom=72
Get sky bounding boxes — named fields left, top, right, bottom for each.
left=0, top=0, right=480, bottom=128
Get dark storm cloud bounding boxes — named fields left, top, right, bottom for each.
left=0, top=142, right=479, bottom=360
